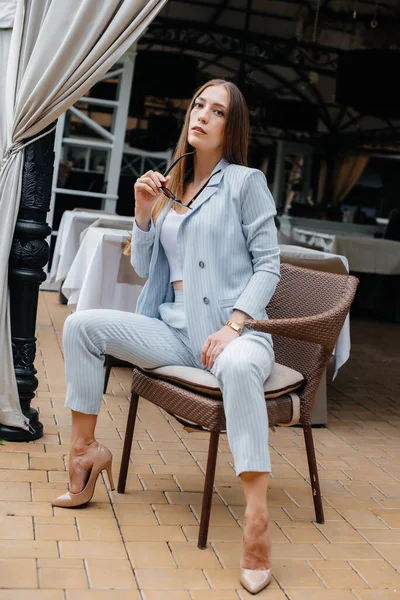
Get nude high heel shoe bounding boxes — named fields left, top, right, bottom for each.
left=240, top=568, right=272, bottom=594
left=52, top=444, right=115, bottom=508
left=240, top=516, right=272, bottom=594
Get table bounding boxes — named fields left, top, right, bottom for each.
left=49, top=210, right=134, bottom=286
left=291, top=229, right=400, bottom=275
left=331, top=236, right=400, bottom=275
left=279, top=214, right=383, bottom=239
left=62, top=226, right=145, bottom=312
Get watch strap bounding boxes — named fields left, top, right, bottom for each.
left=225, top=320, right=243, bottom=336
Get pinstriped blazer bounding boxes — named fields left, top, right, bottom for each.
left=130, top=158, right=280, bottom=361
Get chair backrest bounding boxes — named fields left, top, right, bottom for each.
left=267, top=263, right=358, bottom=422
left=270, top=263, right=352, bottom=320
left=281, top=254, right=348, bottom=276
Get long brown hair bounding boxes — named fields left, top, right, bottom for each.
left=151, top=79, right=249, bottom=223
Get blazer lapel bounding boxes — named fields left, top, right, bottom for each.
left=184, top=157, right=230, bottom=217
left=149, top=204, right=170, bottom=272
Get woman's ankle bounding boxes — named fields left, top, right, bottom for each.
left=245, top=503, right=269, bottom=521
left=71, top=439, right=97, bottom=455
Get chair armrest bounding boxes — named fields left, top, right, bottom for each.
left=244, top=307, right=345, bottom=351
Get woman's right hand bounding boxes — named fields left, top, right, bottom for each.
left=134, top=170, right=170, bottom=214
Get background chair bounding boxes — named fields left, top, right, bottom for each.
left=116, top=264, right=358, bottom=548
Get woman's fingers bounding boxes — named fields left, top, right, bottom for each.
left=147, top=170, right=167, bottom=189
left=136, top=171, right=170, bottom=198
left=206, top=341, right=219, bottom=370
left=208, top=345, right=224, bottom=370
left=135, top=181, right=158, bottom=197
left=155, top=171, right=167, bottom=184
left=136, top=176, right=159, bottom=196
left=147, top=171, right=163, bottom=189
left=201, top=338, right=211, bottom=367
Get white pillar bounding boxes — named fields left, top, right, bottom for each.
left=104, top=44, right=137, bottom=213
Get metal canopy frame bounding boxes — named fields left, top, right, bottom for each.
left=140, top=15, right=400, bottom=148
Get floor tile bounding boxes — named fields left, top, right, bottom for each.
left=38, top=566, right=88, bottom=589
left=85, top=559, right=137, bottom=589
left=35, top=523, right=78, bottom=541
left=0, top=592, right=64, bottom=600
left=66, top=592, right=141, bottom=600
left=121, top=524, right=186, bottom=542
left=0, top=558, right=38, bottom=588
left=170, top=541, right=221, bottom=568
left=286, top=592, right=357, bottom=600
left=350, top=559, right=400, bottom=588
left=76, top=517, right=122, bottom=541
left=142, top=591, right=190, bottom=600
left=125, top=541, right=177, bottom=568
left=272, top=560, right=326, bottom=588
left=59, top=541, right=127, bottom=559
left=135, top=568, right=209, bottom=589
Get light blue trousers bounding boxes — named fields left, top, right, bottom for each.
left=63, top=291, right=274, bottom=475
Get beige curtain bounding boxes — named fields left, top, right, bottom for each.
left=333, top=154, right=369, bottom=204
left=0, top=0, right=17, bottom=158
left=0, top=0, right=168, bottom=430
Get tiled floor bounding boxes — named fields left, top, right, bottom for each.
left=0, top=291, right=399, bottom=599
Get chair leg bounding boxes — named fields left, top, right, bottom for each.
left=198, top=431, right=220, bottom=550
left=303, top=424, right=324, bottom=524
left=117, top=393, right=139, bottom=494
left=103, top=355, right=113, bottom=394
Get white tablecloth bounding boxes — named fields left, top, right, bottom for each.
left=49, top=210, right=134, bottom=285
left=292, top=228, right=400, bottom=275
left=280, top=214, right=382, bottom=239
left=331, top=236, right=400, bottom=275
left=280, top=243, right=349, bottom=269
left=62, top=226, right=145, bottom=312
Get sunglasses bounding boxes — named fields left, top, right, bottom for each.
left=160, top=151, right=221, bottom=210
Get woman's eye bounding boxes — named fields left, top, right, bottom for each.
left=215, top=109, right=224, bottom=117
left=194, top=101, right=203, bottom=108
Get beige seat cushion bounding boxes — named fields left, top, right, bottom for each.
left=143, top=362, right=304, bottom=399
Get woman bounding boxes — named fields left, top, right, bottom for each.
left=54, top=79, right=280, bottom=595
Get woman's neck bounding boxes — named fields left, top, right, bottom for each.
left=192, top=150, right=223, bottom=187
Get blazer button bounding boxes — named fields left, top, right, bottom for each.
left=199, top=261, right=205, bottom=268
left=203, top=297, right=209, bottom=305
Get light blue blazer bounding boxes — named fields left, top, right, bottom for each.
left=130, top=158, right=280, bottom=361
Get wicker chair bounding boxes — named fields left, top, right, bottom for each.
left=117, top=264, right=358, bottom=548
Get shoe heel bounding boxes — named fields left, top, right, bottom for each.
left=105, top=462, right=115, bottom=491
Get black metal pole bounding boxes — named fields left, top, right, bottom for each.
left=0, top=128, right=56, bottom=442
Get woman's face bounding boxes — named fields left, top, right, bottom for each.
left=187, top=85, right=229, bottom=153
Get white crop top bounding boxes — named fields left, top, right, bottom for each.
left=160, top=208, right=186, bottom=283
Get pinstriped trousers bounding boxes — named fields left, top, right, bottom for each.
left=63, top=291, right=274, bottom=475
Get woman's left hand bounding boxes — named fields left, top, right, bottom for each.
left=201, top=326, right=239, bottom=370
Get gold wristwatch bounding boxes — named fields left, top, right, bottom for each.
left=225, top=320, right=243, bottom=336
